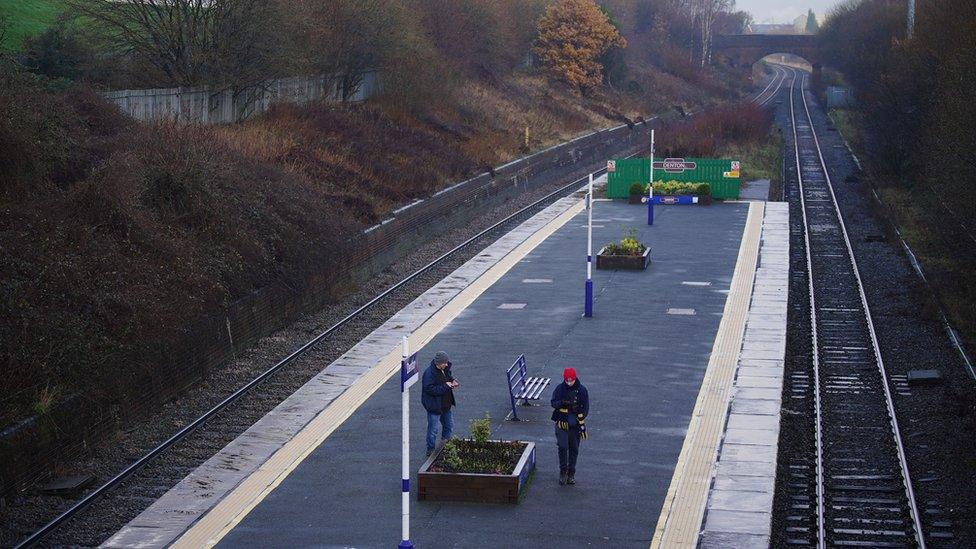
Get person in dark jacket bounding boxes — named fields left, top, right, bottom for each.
left=421, top=351, right=458, bottom=456
left=551, top=367, right=589, bottom=485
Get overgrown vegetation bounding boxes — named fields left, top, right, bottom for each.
left=820, top=0, right=976, bottom=356
left=0, top=61, right=363, bottom=427
left=657, top=102, right=772, bottom=157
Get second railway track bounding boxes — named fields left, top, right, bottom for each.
left=778, top=65, right=928, bottom=548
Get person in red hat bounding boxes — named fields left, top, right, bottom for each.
left=550, top=367, right=589, bottom=485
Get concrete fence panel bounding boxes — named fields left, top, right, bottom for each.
left=101, top=72, right=379, bottom=124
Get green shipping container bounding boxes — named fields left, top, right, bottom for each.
left=605, top=157, right=741, bottom=200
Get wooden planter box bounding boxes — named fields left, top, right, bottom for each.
left=596, top=246, right=651, bottom=270
left=417, top=441, right=535, bottom=504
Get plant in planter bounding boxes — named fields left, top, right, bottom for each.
left=628, top=182, right=646, bottom=204
left=648, top=180, right=712, bottom=205
left=418, top=412, right=536, bottom=504
left=596, top=229, right=651, bottom=270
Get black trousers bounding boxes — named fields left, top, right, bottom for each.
left=555, top=425, right=581, bottom=472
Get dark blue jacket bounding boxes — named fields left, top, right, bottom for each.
left=550, top=380, right=589, bottom=423
left=421, top=360, right=455, bottom=414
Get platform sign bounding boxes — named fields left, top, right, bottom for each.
left=723, top=160, right=741, bottom=179
left=400, top=352, right=419, bottom=392
left=653, top=158, right=697, bottom=173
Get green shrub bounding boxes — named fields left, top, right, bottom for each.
left=650, top=180, right=709, bottom=196
left=604, top=228, right=647, bottom=256
left=628, top=182, right=644, bottom=195
left=440, top=439, right=463, bottom=470
left=470, top=412, right=491, bottom=444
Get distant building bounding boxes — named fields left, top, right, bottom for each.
left=747, top=23, right=798, bottom=35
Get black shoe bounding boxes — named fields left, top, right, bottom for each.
left=559, top=470, right=568, bottom=485
left=567, top=475, right=576, bottom=485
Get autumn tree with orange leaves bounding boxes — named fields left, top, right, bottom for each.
left=534, top=0, right=626, bottom=94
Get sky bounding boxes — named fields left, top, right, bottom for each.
left=736, top=0, right=846, bottom=24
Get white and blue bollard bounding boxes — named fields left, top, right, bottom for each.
left=647, top=129, right=655, bottom=226
left=585, top=173, right=594, bottom=318
left=399, top=336, right=419, bottom=549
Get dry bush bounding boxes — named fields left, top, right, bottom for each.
left=0, top=68, right=358, bottom=427
left=658, top=102, right=772, bottom=157
left=216, top=102, right=480, bottom=222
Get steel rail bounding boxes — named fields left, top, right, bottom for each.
left=755, top=64, right=786, bottom=107
left=17, top=77, right=781, bottom=548
left=786, top=64, right=828, bottom=548
left=787, top=64, right=926, bottom=548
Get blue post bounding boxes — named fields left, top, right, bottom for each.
left=584, top=279, right=593, bottom=318
left=647, top=199, right=654, bottom=226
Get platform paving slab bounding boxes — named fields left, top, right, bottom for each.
left=700, top=203, right=789, bottom=546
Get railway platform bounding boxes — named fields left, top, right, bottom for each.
left=105, top=180, right=788, bottom=548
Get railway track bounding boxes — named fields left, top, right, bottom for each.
left=754, top=63, right=787, bottom=107
left=778, top=65, right=927, bottom=548
left=10, top=73, right=786, bottom=548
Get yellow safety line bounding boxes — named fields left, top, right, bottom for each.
left=172, top=199, right=586, bottom=549
left=650, top=202, right=764, bottom=548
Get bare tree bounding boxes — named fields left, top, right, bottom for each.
left=687, top=0, right=732, bottom=67
left=66, top=0, right=292, bottom=89
left=296, top=0, right=398, bottom=101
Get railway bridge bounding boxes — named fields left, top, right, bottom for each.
left=714, top=33, right=821, bottom=71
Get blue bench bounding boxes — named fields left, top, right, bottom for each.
left=505, top=355, right=551, bottom=421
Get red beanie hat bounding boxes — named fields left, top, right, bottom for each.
left=563, top=368, right=577, bottom=381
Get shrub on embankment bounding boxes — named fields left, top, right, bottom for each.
left=0, top=63, right=362, bottom=442
left=656, top=103, right=773, bottom=158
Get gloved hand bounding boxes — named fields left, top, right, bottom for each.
left=577, top=413, right=588, bottom=440
left=556, top=407, right=570, bottom=430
